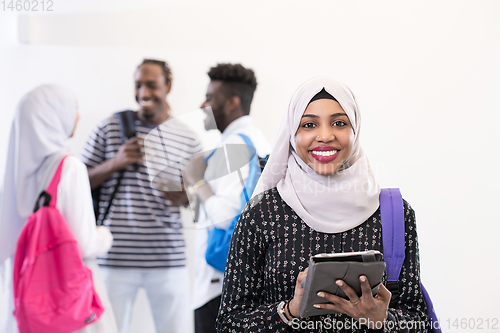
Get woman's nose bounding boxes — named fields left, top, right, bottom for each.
left=316, top=127, right=334, bottom=142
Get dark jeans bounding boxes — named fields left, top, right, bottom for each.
left=194, top=295, right=222, bottom=333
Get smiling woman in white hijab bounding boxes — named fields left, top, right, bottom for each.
left=254, top=77, right=381, bottom=234
left=0, top=84, right=117, bottom=333
left=216, top=77, right=429, bottom=332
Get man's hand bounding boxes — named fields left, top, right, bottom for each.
left=182, top=154, right=207, bottom=187
left=163, top=190, right=189, bottom=206
left=112, top=137, right=145, bottom=171
left=157, top=179, right=189, bottom=206
left=88, top=136, right=145, bottom=189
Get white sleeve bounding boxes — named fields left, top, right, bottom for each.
left=203, top=164, right=249, bottom=229
left=55, top=156, right=113, bottom=259
left=202, top=134, right=251, bottom=229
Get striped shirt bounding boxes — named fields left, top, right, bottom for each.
left=81, top=112, right=202, bottom=269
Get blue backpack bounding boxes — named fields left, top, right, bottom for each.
left=380, top=188, right=441, bottom=333
left=205, top=134, right=265, bottom=272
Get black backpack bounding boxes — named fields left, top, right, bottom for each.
left=92, top=110, right=136, bottom=225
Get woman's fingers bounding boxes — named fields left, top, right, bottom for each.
left=296, top=267, right=308, bottom=285
left=375, top=282, right=392, bottom=303
left=314, top=292, right=346, bottom=312
left=289, top=267, right=309, bottom=318
left=314, top=277, right=372, bottom=318
left=335, top=279, right=360, bottom=303
left=315, top=278, right=391, bottom=326
left=359, top=275, right=372, bottom=298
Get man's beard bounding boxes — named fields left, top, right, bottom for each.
left=142, top=112, right=154, bottom=120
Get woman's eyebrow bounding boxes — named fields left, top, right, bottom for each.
left=330, top=112, right=347, bottom=117
left=301, top=112, right=347, bottom=119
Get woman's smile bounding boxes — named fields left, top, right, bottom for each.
left=310, top=146, right=340, bottom=163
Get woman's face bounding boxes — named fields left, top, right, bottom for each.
left=295, top=99, right=354, bottom=175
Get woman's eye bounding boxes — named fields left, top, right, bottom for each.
left=302, top=122, right=316, bottom=128
left=333, top=120, right=346, bottom=127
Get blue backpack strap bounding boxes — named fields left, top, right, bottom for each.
left=205, top=133, right=260, bottom=272
left=203, top=149, right=216, bottom=163
left=237, top=134, right=260, bottom=202
left=380, top=188, right=442, bottom=333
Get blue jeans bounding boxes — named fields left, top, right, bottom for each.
left=100, top=267, right=190, bottom=333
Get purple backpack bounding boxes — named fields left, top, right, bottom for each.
left=380, top=188, right=441, bottom=333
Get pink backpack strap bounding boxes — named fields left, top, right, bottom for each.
left=45, top=155, right=71, bottom=208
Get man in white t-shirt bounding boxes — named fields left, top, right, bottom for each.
left=182, top=63, right=271, bottom=333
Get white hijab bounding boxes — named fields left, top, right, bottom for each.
left=253, top=77, right=380, bottom=234
left=0, top=84, right=78, bottom=270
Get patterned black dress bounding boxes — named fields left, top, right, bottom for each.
left=216, top=188, right=429, bottom=332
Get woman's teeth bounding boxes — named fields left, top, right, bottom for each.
left=140, top=101, right=153, bottom=106
left=311, top=150, right=338, bottom=157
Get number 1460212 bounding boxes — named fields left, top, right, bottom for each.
left=2, top=0, right=53, bottom=11
left=446, top=318, right=498, bottom=330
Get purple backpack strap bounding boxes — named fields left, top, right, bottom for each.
left=421, top=284, right=441, bottom=332
left=379, top=188, right=405, bottom=282
left=380, top=188, right=442, bottom=333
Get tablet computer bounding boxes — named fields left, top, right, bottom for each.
left=298, top=250, right=386, bottom=318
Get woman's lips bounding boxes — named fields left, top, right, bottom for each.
left=310, top=147, right=339, bottom=163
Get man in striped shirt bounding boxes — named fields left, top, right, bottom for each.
left=82, top=59, right=202, bottom=333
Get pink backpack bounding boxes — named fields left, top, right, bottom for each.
left=13, top=155, right=104, bottom=333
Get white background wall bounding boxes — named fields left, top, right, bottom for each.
left=1, top=0, right=499, bottom=332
